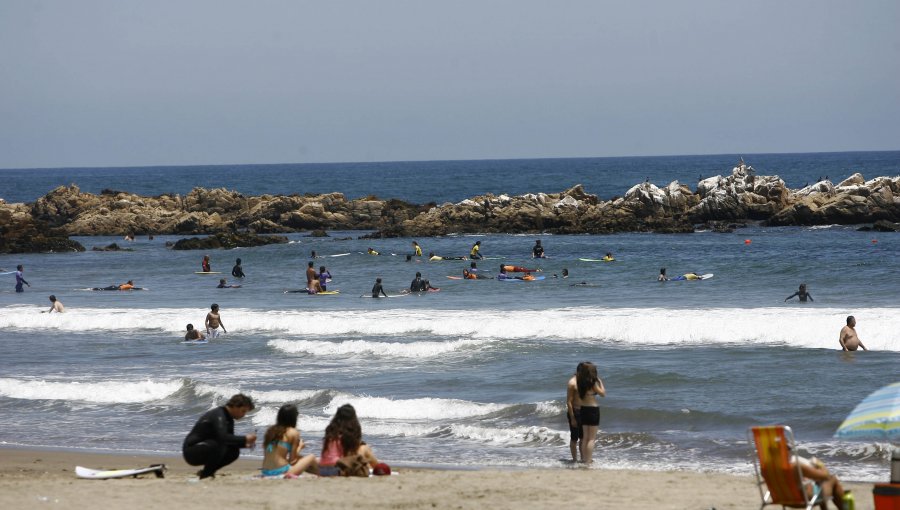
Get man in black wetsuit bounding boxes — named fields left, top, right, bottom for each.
left=231, top=258, right=245, bottom=278
left=410, top=272, right=436, bottom=292
left=182, top=394, right=256, bottom=478
left=532, top=240, right=545, bottom=259
left=372, top=277, right=388, bottom=298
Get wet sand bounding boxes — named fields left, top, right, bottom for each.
left=0, top=448, right=878, bottom=510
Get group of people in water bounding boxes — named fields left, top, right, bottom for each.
left=182, top=394, right=385, bottom=479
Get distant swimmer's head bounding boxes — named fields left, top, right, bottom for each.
left=186, top=324, right=194, bottom=331
left=211, top=303, right=219, bottom=311
left=319, top=266, right=326, bottom=272
left=415, top=272, right=421, bottom=277
left=429, top=252, right=435, bottom=257
left=799, top=283, right=807, bottom=291
left=127, top=280, right=133, bottom=285
left=308, top=261, right=314, bottom=268
left=203, top=255, right=209, bottom=261
left=49, top=295, right=57, bottom=302
left=474, top=241, right=481, bottom=246
left=846, top=315, right=855, bottom=326
left=376, top=278, right=382, bottom=283
left=219, top=278, right=226, bottom=284
left=535, top=240, right=542, bottom=245
left=660, top=268, right=666, bottom=275
left=406, top=255, right=412, bottom=261
left=412, top=241, right=419, bottom=246
left=562, top=269, right=569, bottom=276
left=236, top=258, right=242, bottom=264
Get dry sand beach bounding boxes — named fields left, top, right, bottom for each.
left=0, top=448, right=876, bottom=510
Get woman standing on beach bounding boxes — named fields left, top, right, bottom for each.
left=261, top=404, right=318, bottom=477
left=575, top=362, right=606, bottom=464
left=319, top=404, right=378, bottom=476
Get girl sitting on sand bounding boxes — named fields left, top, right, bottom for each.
left=260, top=404, right=318, bottom=478
left=319, top=404, right=378, bottom=476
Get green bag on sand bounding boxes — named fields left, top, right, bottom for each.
left=336, top=454, right=369, bottom=477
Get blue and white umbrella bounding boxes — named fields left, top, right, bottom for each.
left=835, top=381, right=900, bottom=441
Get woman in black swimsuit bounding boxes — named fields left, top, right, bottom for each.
left=575, top=362, right=606, bottom=464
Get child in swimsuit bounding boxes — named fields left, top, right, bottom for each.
left=261, top=404, right=318, bottom=477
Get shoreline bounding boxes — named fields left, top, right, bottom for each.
left=0, top=447, right=879, bottom=510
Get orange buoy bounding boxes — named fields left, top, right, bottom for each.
left=744, top=239, right=751, bottom=245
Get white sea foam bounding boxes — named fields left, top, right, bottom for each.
left=324, top=395, right=507, bottom=420
left=2, top=306, right=898, bottom=351
left=0, top=377, right=183, bottom=403
left=194, top=383, right=327, bottom=405
left=268, top=338, right=485, bottom=358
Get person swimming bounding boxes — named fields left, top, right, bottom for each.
left=429, top=252, right=466, bottom=261
left=502, top=264, right=540, bottom=273
left=658, top=268, right=668, bottom=281
left=532, top=240, right=545, bottom=259
left=785, top=283, right=813, bottom=302
left=217, top=278, right=241, bottom=288
left=367, top=248, right=380, bottom=256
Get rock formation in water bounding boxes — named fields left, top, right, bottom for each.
left=1, top=161, right=898, bottom=252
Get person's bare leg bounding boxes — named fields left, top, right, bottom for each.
left=288, top=454, right=318, bottom=476
left=582, top=425, right=598, bottom=464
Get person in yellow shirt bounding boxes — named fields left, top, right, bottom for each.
left=412, top=241, right=422, bottom=257
left=470, top=241, right=483, bottom=260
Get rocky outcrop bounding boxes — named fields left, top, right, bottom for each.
left=171, top=232, right=290, bottom=250
left=0, top=202, right=85, bottom=254
left=766, top=173, right=900, bottom=226
left=5, top=162, right=900, bottom=249
left=30, top=186, right=430, bottom=236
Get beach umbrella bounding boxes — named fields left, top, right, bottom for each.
left=834, top=381, right=900, bottom=441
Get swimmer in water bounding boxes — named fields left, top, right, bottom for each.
left=839, top=315, right=867, bottom=351
left=371, top=278, right=388, bottom=298
left=231, top=258, right=245, bottom=278
left=658, top=268, right=668, bottom=281
left=217, top=278, right=241, bottom=289
left=205, top=303, right=226, bottom=338
left=785, top=283, right=813, bottom=302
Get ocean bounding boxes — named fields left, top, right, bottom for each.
left=1, top=151, right=898, bottom=481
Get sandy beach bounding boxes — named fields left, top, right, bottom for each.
left=0, top=448, right=877, bottom=510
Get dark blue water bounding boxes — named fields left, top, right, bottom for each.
left=2, top=151, right=898, bottom=204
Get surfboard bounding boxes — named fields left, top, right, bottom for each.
left=328, top=253, right=351, bottom=257
left=668, top=273, right=714, bottom=281
left=87, top=287, right=148, bottom=291
left=500, top=276, right=546, bottom=282
left=181, top=339, right=208, bottom=345
left=359, top=294, right=408, bottom=298
left=578, top=258, right=614, bottom=262
left=75, top=464, right=167, bottom=480
left=445, top=276, right=464, bottom=280
left=194, top=271, right=222, bottom=274
left=315, top=290, right=340, bottom=295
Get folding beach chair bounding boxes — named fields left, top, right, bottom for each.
left=749, top=425, right=826, bottom=510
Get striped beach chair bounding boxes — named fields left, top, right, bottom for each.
left=749, top=425, right=825, bottom=510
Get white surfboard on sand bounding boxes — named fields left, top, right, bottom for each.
left=75, top=464, right=166, bottom=479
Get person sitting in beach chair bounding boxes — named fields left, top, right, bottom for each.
left=749, top=425, right=846, bottom=510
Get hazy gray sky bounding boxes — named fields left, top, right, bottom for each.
left=1, top=1, right=898, bottom=168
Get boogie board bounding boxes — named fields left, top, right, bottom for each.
left=500, top=276, right=546, bottom=282
left=181, top=339, right=208, bottom=345
left=668, top=273, right=714, bottom=281
left=75, top=464, right=167, bottom=480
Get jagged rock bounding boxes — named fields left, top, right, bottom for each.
left=92, top=243, right=133, bottom=252
left=0, top=201, right=85, bottom=254
left=13, top=163, right=900, bottom=238
left=871, top=219, right=900, bottom=232
left=171, top=232, right=289, bottom=250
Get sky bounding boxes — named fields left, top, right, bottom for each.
left=1, top=0, right=898, bottom=169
